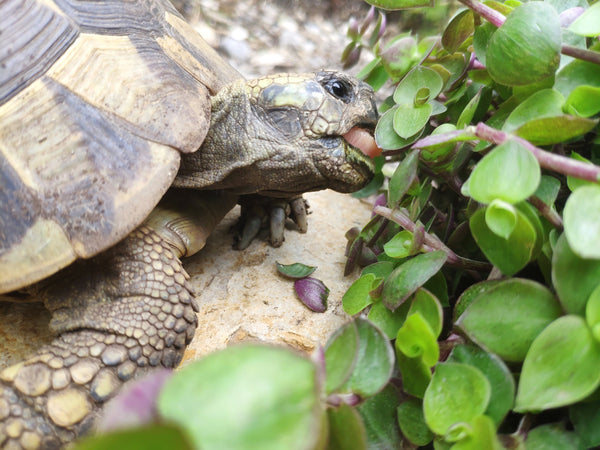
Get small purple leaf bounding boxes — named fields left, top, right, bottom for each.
left=295, top=277, right=330, bottom=313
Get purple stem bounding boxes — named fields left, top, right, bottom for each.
left=373, top=205, right=491, bottom=271
left=475, top=123, right=600, bottom=182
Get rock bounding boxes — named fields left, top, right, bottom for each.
left=0, top=191, right=371, bottom=369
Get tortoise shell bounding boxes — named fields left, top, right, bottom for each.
left=0, top=0, right=241, bottom=293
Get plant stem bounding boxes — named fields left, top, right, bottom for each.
left=459, top=0, right=600, bottom=66
left=475, top=123, right=600, bottom=182
left=528, top=196, right=564, bottom=230
left=373, top=205, right=491, bottom=271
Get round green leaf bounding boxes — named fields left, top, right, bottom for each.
left=324, top=321, right=360, bottom=394
left=327, top=404, right=367, bottom=450
left=388, top=149, right=419, bottom=208
left=394, top=66, right=444, bottom=105
left=484, top=200, right=517, bottom=239
left=375, top=107, right=422, bottom=150
left=553, top=233, right=600, bottom=315
left=503, top=89, right=564, bottom=133
left=586, top=284, right=600, bottom=342
left=367, top=300, right=410, bottom=340
left=514, top=115, right=598, bottom=146
left=448, top=344, right=515, bottom=426
left=382, top=250, right=447, bottom=310
left=397, top=399, right=433, bottom=446
left=565, top=85, right=600, bottom=118
left=467, top=140, right=541, bottom=205
left=338, top=319, right=395, bottom=398
left=343, top=273, right=379, bottom=315
left=423, top=363, right=491, bottom=436
left=487, top=2, right=561, bottom=86
left=449, top=415, right=502, bottom=450
left=442, top=9, right=474, bottom=54
left=393, top=103, right=432, bottom=139
left=383, top=231, right=414, bottom=258
left=569, top=1, right=600, bottom=37
left=408, top=288, right=443, bottom=338
left=75, top=425, right=192, bottom=450
left=157, top=345, right=323, bottom=450
left=469, top=207, right=537, bottom=276
left=525, top=423, right=582, bottom=450
left=456, top=278, right=562, bottom=362
left=569, top=399, right=600, bottom=449
left=357, top=385, right=403, bottom=449
left=396, top=350, right=431, bottom=399
left=515, top=315, right=600, bottom=412
left=564, top=185, right=600, bottom=259
left=396, top=312, right=439, bottom=367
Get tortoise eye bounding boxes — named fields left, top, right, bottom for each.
left=325, top=79, right=352, bottom=102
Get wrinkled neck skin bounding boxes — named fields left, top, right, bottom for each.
left=173, top=74, right=374, bottom=197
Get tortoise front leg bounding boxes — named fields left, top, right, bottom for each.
left=0, top=192, right=238, bottom=448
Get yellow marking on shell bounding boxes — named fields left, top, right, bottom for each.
left=0, top=398, right=9, bottom=420
left=91, top=369, right=120, bottom=401
left=47, top=388, right=90, bottom=427
left=0, top=218, right=76, bottom=294
left=52, top=369, right=71, bottom=390
left=13, top=363, right=51, bottom=396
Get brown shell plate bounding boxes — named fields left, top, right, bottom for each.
left=0, top=0, right=241, bottom=293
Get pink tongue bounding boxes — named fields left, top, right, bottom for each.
left=343, top=127, right=382, bottom=158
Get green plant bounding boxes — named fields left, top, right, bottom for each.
left=339, top=0, right=600, bottom=447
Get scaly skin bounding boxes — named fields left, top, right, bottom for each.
left=0, top=226, right=197, bottom=448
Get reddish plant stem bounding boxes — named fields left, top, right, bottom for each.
left=528, top=196, right=564, bottom=230
left=373, top=205, right=491, bottom=271
left=475, top=123, right=600, bottom=182
left=459, top=0, right=600, bottom=66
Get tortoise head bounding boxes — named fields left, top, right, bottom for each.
left=175, top=71, right=378, bottom=196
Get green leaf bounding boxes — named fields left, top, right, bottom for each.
left=397, top=398, right=433, bottom=446
left=456, top=278, right=562, bottom=362
left=564, top=85, right=600, bottom=118
left=367, top=300, right=409, bottom=340
left=357, top=385, right=403, bottom=449
left=396, top=312, right=439, bottom=367
left=382, top=250, right=447, bottom=310
left=570, top=399, right=600, bottom=449
left=383, top=231, right=414, bottom=258
left=408, top=288, right=443, bottom=338
left=472, top=22, right=495, bottom=66
left=327, top=405, right=367, bottom=450
left=337, top=319, right=395, bottom=398
left=564, top=185, right=600, bottom=259
left=74, top=425, right=193, bottom=450
left=442, top=9, right=474, bottom=54
left=553, top=233, right=600, bottom=315
left=393, top=102, right=432, bottom=139
left=365, top=0, right=433, bottom=9
left=375, top=107, right=422, bottom=150
left=586, top=284, right=600, bottom=342
left=514, top=115, right=598, bottom=146
left=343, top=273, right=379, bottom=315
left=555, top=57, right=600, bottom=99
left=484, top=200, right=517, bottom=239
left=534, top=175, right=561, bottom=206
left=447, top=344, right=515, bottom=426
left=569, top=1, right=600, bottom=37
left=449, top=415, right=502, bottom=450
left=486, top=2, right=561, bottom=86
left=423, top=363, right=491, bottom=436
left=324, top=322, right=360, bottom=394
left=388, top=149, right=419, bottom=208
left=467, top=140, right=541, bottom=205
left=503, top=89, right=564, bottom=133
left=469, top=207, right=537, bottom=276
left=515, top=315, right=600, bottom=412
left=275, top=262, right=317, bottom=278
left=453, top=280, right=503, bottom=323
left=396, top=350, right=431, bottom=398
left=394, top=66, right=444, bottom=105
left=525, top=423, right=582, bottom=450
left=157, top=345, right=323, bottom=450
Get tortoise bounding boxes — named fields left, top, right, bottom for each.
left=0, top=0, right=379, bottom=447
